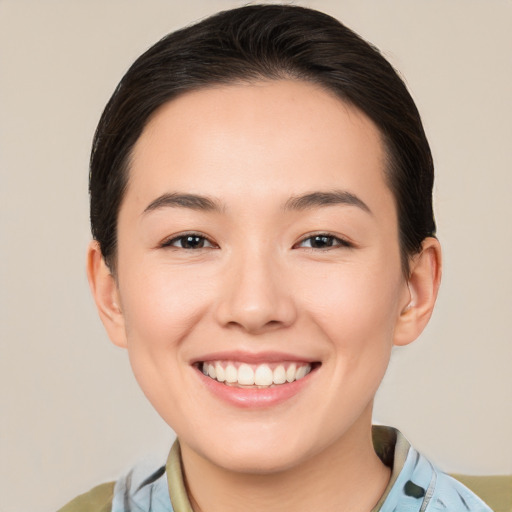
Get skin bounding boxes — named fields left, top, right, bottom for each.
left=88, top=80, right=441, bottom=512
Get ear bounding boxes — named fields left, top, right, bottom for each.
left=86, top=240, right=128, bottom=348
left=393, top=237, right=442, bottom=347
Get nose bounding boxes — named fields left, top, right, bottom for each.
left=213, top=249, right=297, bottom=334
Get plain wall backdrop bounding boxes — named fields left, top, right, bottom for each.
left=0, top=1, right=511, bottom=510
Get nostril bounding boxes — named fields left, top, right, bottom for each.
left=225, top=318, right=287, bottom=334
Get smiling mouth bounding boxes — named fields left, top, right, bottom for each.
left=197, top=361, right=318, bottom=388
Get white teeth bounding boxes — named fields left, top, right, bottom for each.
left=273, top=365, right=286, bottom=384
left=286, top=363, right=296, bottom=383
left=215, top=363, right=225, bottom=382
left=296, top=365, right=307, bottom=380
left=254, top=364, right=273, bottom=386
left=225, top=364, right=237, bottom=383
left=201, top=361, right=313, bottom=387
left=238, top=364, right=255, bottom=385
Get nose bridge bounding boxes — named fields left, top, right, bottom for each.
left=215, top=241, right=296, bottom=332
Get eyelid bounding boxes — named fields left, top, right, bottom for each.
left=293, top=232, right=354, bottom=249
left=158, top=231, right=352, bottom=250
left=160, top=231, right=218, bottom=249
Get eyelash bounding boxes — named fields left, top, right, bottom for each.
left=160, top=232, right=217, bottom=250
left=160, top=232, right=352, bottom=251
left=294, top=233, right=353, bottom=250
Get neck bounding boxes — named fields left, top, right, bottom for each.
left=180, top=410, right=390, bottom=512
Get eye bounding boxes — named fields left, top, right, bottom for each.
left=295, top=233, right=352, bottom=249
left=161, top=233, right=216, bottom=249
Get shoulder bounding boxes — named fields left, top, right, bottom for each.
left=57, top=482, right=115, bottom=512
left=449, top=474, right=512, bottom=512
left=378, top=428, right=495, bottom=512
left=384, top=464, right=495, bottom=512
left=432, top=472, right=495, bottom=511
left=56, top=464, right=169, bottom=512
left=57, top=443, right=181, bottom=512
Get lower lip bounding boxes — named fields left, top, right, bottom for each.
left=197, top=368, right=315, bottom=409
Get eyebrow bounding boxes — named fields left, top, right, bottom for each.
left=142, top=189, right=371, bottom=216
left=284, top=190, right=372, bottom=214
left=142, top=193, right=223, bottom=215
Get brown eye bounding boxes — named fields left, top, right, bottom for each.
left=163, top=233, right=215, bottom=249
left=308, top=235, right=335, bottom=248
left=181, top=235, right=207, bottom=249
left=297, top=234, right=352, bottom=249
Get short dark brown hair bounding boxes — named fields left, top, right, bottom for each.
left=90, top=4, right=436, bottom=275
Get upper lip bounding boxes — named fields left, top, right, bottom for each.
left=190, top=350, right=318, bottom=365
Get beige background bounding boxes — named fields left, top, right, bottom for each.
left=1, top=1, right=511, bottom=510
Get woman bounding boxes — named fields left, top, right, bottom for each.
left=61, top=4, right=491, bottom=511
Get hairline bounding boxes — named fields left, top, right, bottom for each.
left=102, top=76, right=415, bottom=278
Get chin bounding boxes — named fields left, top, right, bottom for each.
left=211, top=445, right=306, bottom=475
left=185, top=424, right=320, bottom=475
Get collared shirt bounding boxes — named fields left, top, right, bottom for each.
left=60, top=426, right=494, bottom=512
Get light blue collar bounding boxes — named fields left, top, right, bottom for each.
left=111, top=428, right=492, bottom=512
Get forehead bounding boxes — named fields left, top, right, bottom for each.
left=125, top=80, right=393, bottom=216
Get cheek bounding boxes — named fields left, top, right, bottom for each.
left=297, top=258, right=403, bottom=354
left=335, top=276, right=400, bottom=404
left=300, top=262, right=402, bottom=412
left=115, top=262, right=215, bottom=426
left=118, top=262, right=212, bottom=351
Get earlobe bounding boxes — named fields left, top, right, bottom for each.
left=86, top=241, right=128, bottom=348
left=394, top=237, right=442, bottom=347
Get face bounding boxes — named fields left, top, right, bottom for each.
left=110, top=80, right=412, bottom=473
